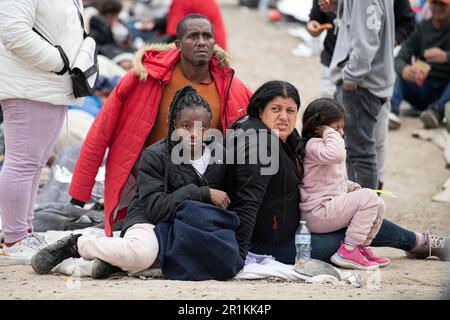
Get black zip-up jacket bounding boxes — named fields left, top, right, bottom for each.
left=310, top=0, right=415, bottom=67
left=226, top=116, right=303, bottom=259
left=122, top=139, right=226, bottom=235
left=395, top=19, right=450, bottom=84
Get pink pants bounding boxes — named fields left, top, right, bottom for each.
left=0, top=99, right=66, bottom=243
left=304, top=189, right=385, bottom=246
left=77, top=223, right=159, bottom=274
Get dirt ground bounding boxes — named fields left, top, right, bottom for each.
left=1, top=0, right=449, bottom=300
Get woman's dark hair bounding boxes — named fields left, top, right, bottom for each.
left=246, top=80, right=301, bottom=119
left=164, top=85, right=212, bottom=191
left=301, top=97, right=345, bottom=156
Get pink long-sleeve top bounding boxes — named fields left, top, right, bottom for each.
left=300, top=126, right=360, bottom=213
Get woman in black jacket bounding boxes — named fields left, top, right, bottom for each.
left=31, top=86, right=231, bottom=278
left=227, top=80, right=303, bottom=263
left=227, top=80, right=449, bottom=265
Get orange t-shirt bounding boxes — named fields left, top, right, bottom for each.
left=145, top=62, right=222, bottom=147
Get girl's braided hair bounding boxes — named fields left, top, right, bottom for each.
left=300, top=97, right=345, bottom=158
left=164, top=85, right=212, bottom=191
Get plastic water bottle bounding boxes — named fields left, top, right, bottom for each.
left=295, top=221, right=311, bottom=262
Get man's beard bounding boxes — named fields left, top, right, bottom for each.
left=192, top=58, right=209, bottom=67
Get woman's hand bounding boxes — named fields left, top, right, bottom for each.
left=210, top=189, right=231, bottom=209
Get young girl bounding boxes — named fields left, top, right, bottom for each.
left=31, top=85, right=230, bottom=278
left=300, top=98, right=390, bottom=270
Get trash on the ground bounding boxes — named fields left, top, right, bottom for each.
left=344, top=273, right=363, bottom=288
left=374, top=189, right=397, bottom=199
left=294, top=258, right=342, bottom=280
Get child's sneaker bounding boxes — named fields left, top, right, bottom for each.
left=0, top=237, right=38, bottom=265
left=359, top=246, right=390, bottom=267
left=331, top=243, right=379, bottom=270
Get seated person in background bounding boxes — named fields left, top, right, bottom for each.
left=112, top=52, right=135, bottom=71
left=68, top=76, right=121, bottom=118
left=390, top=0, right=450, bottom=129
left=89, top=0, right=134, bottom=60
left=125, top=0, right=171, bottom=43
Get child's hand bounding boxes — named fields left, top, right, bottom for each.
left=210, top=189, right=231, bottom=209
left=347, top=182, right=362, bottom=193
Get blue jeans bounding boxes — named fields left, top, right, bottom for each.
left=250, top=219, right=416, bottom=264
left=390, top=76, right=450, bottom=117
left=336, top=85, right=382, bottom=189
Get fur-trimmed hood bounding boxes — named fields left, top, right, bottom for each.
left=132, top=43, right=233, bottom=82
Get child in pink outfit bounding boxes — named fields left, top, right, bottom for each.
left=300, top=98, right=390, bottom=270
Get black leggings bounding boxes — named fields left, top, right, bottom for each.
left=250, top=219, right=417, bottom=264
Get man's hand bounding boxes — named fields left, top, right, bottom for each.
left=306, top=21, right=323, bottom=37
left=424, top=47, right=448, bottom=64
left=319, top=0, right=337, bottom=12
left=401, top=65, right=419, bottom=82
left=210, top=189, right=230, bottom=209
left=342, top=81, right=357, bottom=92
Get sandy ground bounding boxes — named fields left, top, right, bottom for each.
left=1, top=0, right=449, bottom=300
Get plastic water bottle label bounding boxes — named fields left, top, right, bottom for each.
left=296, top=235, right=311, bottom=244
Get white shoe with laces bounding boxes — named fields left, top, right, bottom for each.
left=27, top=232, right=48, bottom=250
left=0, top=236, right=39, bottom=265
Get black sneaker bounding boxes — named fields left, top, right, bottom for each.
left=31, top=234, right=82, bottom=275
left=91, top=258, right=124, bottom=279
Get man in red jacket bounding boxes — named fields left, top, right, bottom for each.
left=166, top=0, right=228, bottom=50
left=69, top=14, right=252, bottom=236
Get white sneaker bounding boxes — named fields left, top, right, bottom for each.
left=291, top=43, right=321, bottom=58
left=0, top=237, right=38, bottom=265
left=388, top=112, right=401, bottom=130
left=27, top=232, right=48, bottom=250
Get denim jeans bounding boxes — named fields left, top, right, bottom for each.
left=335, top=85, right=382, bottom=189
left=250, top=219, right=416, bottom=264
left=390, top=76, right=450, bottom=117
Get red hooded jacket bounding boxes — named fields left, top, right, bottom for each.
left=166, top=0, right=228, bottom=50
left=69, top=46, right=252, bottom=236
